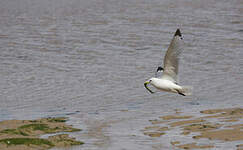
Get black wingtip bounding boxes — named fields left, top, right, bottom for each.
left=174, top=29, right=182, bottom=37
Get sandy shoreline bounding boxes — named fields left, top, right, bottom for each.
left=143, top=107, right=243, bottom=149
left=0, top=107, right=242, bottom=150
left=0, top=117, right=83, bottom=150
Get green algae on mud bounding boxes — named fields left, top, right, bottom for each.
left=19, top=124, right=49, bottom=132
left=46, top=117, right=67, bottom=123
left=0, top=138, right=54, bottom=147
left=0, top=117, right=84, bottom=150
left=0, top=129, right=29, bottom=136
left=18, top=123, right=81, bottom=134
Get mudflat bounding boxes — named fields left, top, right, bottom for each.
left=143, top=107, right=243, bottom=149
left=0, top=117, right=83, bottom=150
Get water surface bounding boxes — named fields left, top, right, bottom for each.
left=0, top=0, right=242, bottom=149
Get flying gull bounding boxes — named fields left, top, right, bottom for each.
left=144, top=29, right=191, bottom=96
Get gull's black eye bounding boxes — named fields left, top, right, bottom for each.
left=157, top=66, right=164, bottom=72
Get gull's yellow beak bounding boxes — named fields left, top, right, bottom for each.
left=144, top=80, right=154, bottom=94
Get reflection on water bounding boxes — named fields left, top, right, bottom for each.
left=0, top=0, right=242, bottom=149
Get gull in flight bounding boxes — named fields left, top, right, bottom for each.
left=144, top=29, right=191, bottom=96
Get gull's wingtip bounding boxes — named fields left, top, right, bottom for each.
left=174, top=29, right=182, bottom=37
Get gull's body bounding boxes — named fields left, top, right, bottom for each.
left=144, top=29, right=191, bottom=96
left=149, top=78, right=183, bottom=94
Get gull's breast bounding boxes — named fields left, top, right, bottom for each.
left=152, top=79, right=181, bottom=93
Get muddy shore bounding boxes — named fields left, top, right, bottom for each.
left=0, top=117, right=83, bottom=150
left=1, top=107, right=242, bottom=150
left=143, top=107, right=243, bottom=149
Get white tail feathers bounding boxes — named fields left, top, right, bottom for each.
left=179, top=86, right=193, bottom=96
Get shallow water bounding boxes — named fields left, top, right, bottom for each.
left=0, top=0, right=242, bottom=149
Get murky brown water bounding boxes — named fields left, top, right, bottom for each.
left=0, top=0, right=242, bottom=149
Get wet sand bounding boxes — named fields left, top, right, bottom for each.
left=0, top=117, right=83, bottom=150
left=0, top=109, right=242, bottom=150
left=142, top=107, right=243, bottom=149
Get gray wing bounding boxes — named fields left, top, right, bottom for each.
left=160, top=29, right=183, bottom=83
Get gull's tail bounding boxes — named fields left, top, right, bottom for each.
left=179, top=86, right=193, bottom=96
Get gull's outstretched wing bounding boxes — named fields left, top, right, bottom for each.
left=160, top=29, right=183, bottom=83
